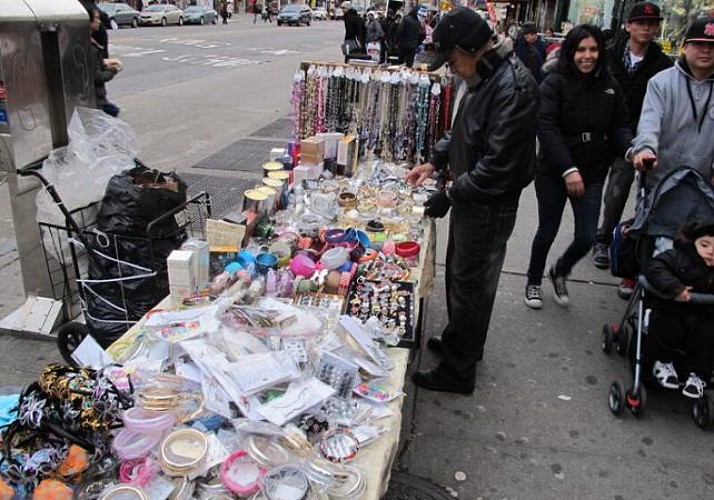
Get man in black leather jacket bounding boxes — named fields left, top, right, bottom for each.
left=405, top=8, right=539, bottom=394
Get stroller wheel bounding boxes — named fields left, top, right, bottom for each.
left=616, top=323, right=630, bottom=356
left=57, top=322, right=90, bottom=367
left=627, top=385, right=647, bottom=417
left=608, top=380, right=626, bottom=416
left=601, top=324, right=616, bottom=354
left=692, top=393, right=714, bottom=429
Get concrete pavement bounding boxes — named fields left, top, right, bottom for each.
left=1, top=18, right=713, bottom=499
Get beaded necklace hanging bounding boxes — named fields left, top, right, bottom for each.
left=291, top=69, right=305, bottom=141
left=413, top=74, right=431, bottom=165
left=427, top=81, right=441, bottom=159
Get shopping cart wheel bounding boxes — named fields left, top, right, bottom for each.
left=627, top=385, right=647, bottom=417
left=57, top=322, right=90, bottom=367
left=608, top=380, right=625, bottom=416
left=692, top=393, right=714, bottom=430
left=601, top=324, right=616, bottom=354
left=616, top=323, right=630, bottom=356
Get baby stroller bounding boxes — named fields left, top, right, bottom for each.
left=601, top=167, right=714, bottom=428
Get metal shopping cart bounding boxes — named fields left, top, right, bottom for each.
left=19, top=159, right=211, bottom=364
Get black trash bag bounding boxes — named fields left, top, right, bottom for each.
left=97, top=165, right=187, bottom=237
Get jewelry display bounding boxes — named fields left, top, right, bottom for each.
left=263, top=465, right=310, bottom=500
left=318, top=428, right=359, bottom=463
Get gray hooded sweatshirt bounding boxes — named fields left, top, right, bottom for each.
left=632, top=60, right=714, bottom=190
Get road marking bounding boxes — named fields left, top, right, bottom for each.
left=158, top=37, right=232, bottom=49
left=110, top=44, right=167, bottom=57
left=246, top=48, right=301, bottom=55
left=162, top=54, right=261, bottom=68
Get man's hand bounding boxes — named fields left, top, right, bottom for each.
left=423, top=191, right=450, bottom=218
left=405, top=163, right=435, bottom=187
left=675, top=286, right=692, bottom=302
left=564, top=170, right=584, bottom=198
left=633, top=151, right=657, bottom=171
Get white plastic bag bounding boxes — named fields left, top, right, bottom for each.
left=36, top=107, right=138, bottom=227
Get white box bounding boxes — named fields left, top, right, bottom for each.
left=181, top=239, right=210, bottom=287
left=269, top=148, right=287, bottom=161
left=293, top=164, right=313, bottom=184
left=316, top=132, right=343, bottom=159
left=167, top=250, right=196, bottom=288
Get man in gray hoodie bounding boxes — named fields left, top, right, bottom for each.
left=630, top=18, right=714, bottom=189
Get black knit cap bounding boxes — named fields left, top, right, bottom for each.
left=522, top=21, right=538, bottom=35
left=429, top=8, right=493, bottom=71
left=627, top=2, right=663, bottom=22
left=684, top=17, right=714, bottom=43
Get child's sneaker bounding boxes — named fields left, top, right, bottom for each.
left=652, top=361, right=679, bottom=389
left=683, top=373, right=706, bottom=399
left=524, top=285, right=543, bottom=309
left=548, top=267, right=569, bottom=307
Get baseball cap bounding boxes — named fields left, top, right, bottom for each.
left=627, top=2, right=663, bottom=22
left=429, top=8, right=493, bottom=71
left=684, top=17, right=714, bottom=43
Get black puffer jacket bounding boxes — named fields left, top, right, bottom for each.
left=608, top=35, right=672, bottom=129
left=646, top=241, right=714, bottom=298
left=431, top=47, right=540, bottom=205
left=537, top=69, right=632, bottom=183
left=396, top=11, right=424, bottom=50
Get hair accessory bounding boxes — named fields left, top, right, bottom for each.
left=220, top=449, right=265, bottom=496
left=119, top=457, right=158, bottom=487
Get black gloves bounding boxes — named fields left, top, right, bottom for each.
left=424, top=191, right=451, bottom=218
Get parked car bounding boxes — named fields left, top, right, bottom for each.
left=182, top=5, right=218, bottom=25
left=139, top=4, right=184, bottom=26
left=98, top=2, right=140, bottom=29
left=312, top=7, right=327, bottom=20
left=276, top=4, right=312, bottom=26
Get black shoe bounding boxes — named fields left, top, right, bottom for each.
left=592, top=242, right=610, bottom=270
left=426, top=336, right=443, bottom=354
left=412, top=369, right=474, bottom=395
left=548, top=267, right=569, bottom=307
left=425, top=336, right=483, bottom=361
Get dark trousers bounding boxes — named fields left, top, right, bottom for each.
left=439, top=201, right=519, bottom=383
left=597, top=156, right=635, bottom=245
left=398, top=46, right=416, bottom=68
left=527, top=173, right=604, bottom=285
left=647, top=303, right=714, bottom=379
left=102, top=102, right=120, bottom=117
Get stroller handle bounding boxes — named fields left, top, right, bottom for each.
left=638, top=276, right=714, bottom=305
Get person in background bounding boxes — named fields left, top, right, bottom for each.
left=253, top=2, right=261, bottom=23
left=592, top=2, right=672, bottom=300
left=602, top=28, right=615, bottom=49
left=220, top=1, right=229, bottom=24
left=396, top=6, right=424, bottom=68
left=90, top=8, right=122, bottom=117
left=136, top=0, right=143, bottom=12
left=341, top=2, right=366, bottom=62
left=388, top=12, right=403, bottom=61
left=646, top=220, right=714, bottom=399
left=629, top=17, right=714, bottom=210
left=365, top=11, right=384, bottom=50
left=81, top=1, right=110, bottom=58
left=380, top=9, right=395, bottom=63
left=524, top=24, right=632, bottom=309
left=515, top=21, right=546, bottom=82
left=405, top=8, right=539, bottom=394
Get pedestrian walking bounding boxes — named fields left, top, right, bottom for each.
left=396, top=6, right=424, bottom=67
left=405, top=8, right=539, bottom=394
left=524, top=24, right=632, bottom=310
left=628, top=17, right=714, bottom=212
left=515, top=21, right=546, bottom=82
left=341, top=1, right=365, bottom=62
left=220, top=1, right=229, bottom=24
left=90, top=8, right=122, bottom=117
left=593, top=2, right=672, bottom=297
left=253, top=2, right=261, bottom=23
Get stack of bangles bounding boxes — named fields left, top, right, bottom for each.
left=159, top=429, right=209, bottom=477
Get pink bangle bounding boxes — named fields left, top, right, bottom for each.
left=220, top=449, right=265, bottom=496
left=119, top=457, right=158, bottom=487
left=395, top=241, right=420, bottom=259
left=122, top=407, right=176, bottom=434
left=112, top=429, right=163, bottom=461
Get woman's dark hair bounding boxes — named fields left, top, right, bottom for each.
left=557, top=24, right=607, bottom=76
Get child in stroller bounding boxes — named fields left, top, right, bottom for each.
left=646, top=220, right=714, bottom=399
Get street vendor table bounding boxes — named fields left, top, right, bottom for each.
left=107, top=218, right=436, bottom=499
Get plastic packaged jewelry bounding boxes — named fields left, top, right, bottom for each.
left=220, top=449, right=265, bottom=496
left=246, top=435, right=290, bottom=468
left=99, top=484, right=150, bottom=500
left=324, top=465, right=366, bottom=499
left=262, top=465, right=310, bottom=500
left=159, top=429, right=209, bottom=477
left=122, top=407, right=176, bottom=434
left=318, top=429, right=359, bottom=463
left=112, top=429, right=163, bottom=461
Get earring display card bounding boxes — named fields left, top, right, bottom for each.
left=317, top=351, right=359, bottom=400
left=293, top=292, right=345, bottom=312
left=345, top=279, right=416, bottom=347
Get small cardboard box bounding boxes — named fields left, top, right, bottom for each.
left=336, top=135, right=357, bottom=176
left=181, top=239, right=210, bottom=288
left=168, top=250, right=197, bottom=303
left=300, top=137, right=325, bottom=164
left=316, top=132, right=344, bottom=159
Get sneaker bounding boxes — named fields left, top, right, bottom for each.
left=652, top=361, right=679, bottom=389
left=524, top=285, right=543, bottom=309
left=592, top=242, right=610, bottom=270
left=548, top=268, right=569, bottom=307
left=683, top=373, right=706, bottom=399
left=617, top=278, right=636, bottom=300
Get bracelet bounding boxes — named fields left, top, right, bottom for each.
left=159, top=429, right=209, bottom=477
left=338, top=271, right=352, bottom=296
left=359, top=248, right=378, bottom=262
left=324, top=228, right=346, bottom=244
left=112, top=429, right=163, bottom=461
left=395, top=241, right=420, bottom=259
left=338, top=191, right=358, bottom=208
left=220, top=449, right=265, bottom=496
left=122, top=407, right=176, bottom=434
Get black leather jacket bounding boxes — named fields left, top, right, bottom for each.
left=431, top=48, right=539, bottom=205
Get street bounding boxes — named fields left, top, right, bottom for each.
left=1, top=18, right=713, bottom=499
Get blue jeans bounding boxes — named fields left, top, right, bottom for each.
left=439, top=200, right=519, bottom=383
left=527, top=173, right=604, bottom=286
